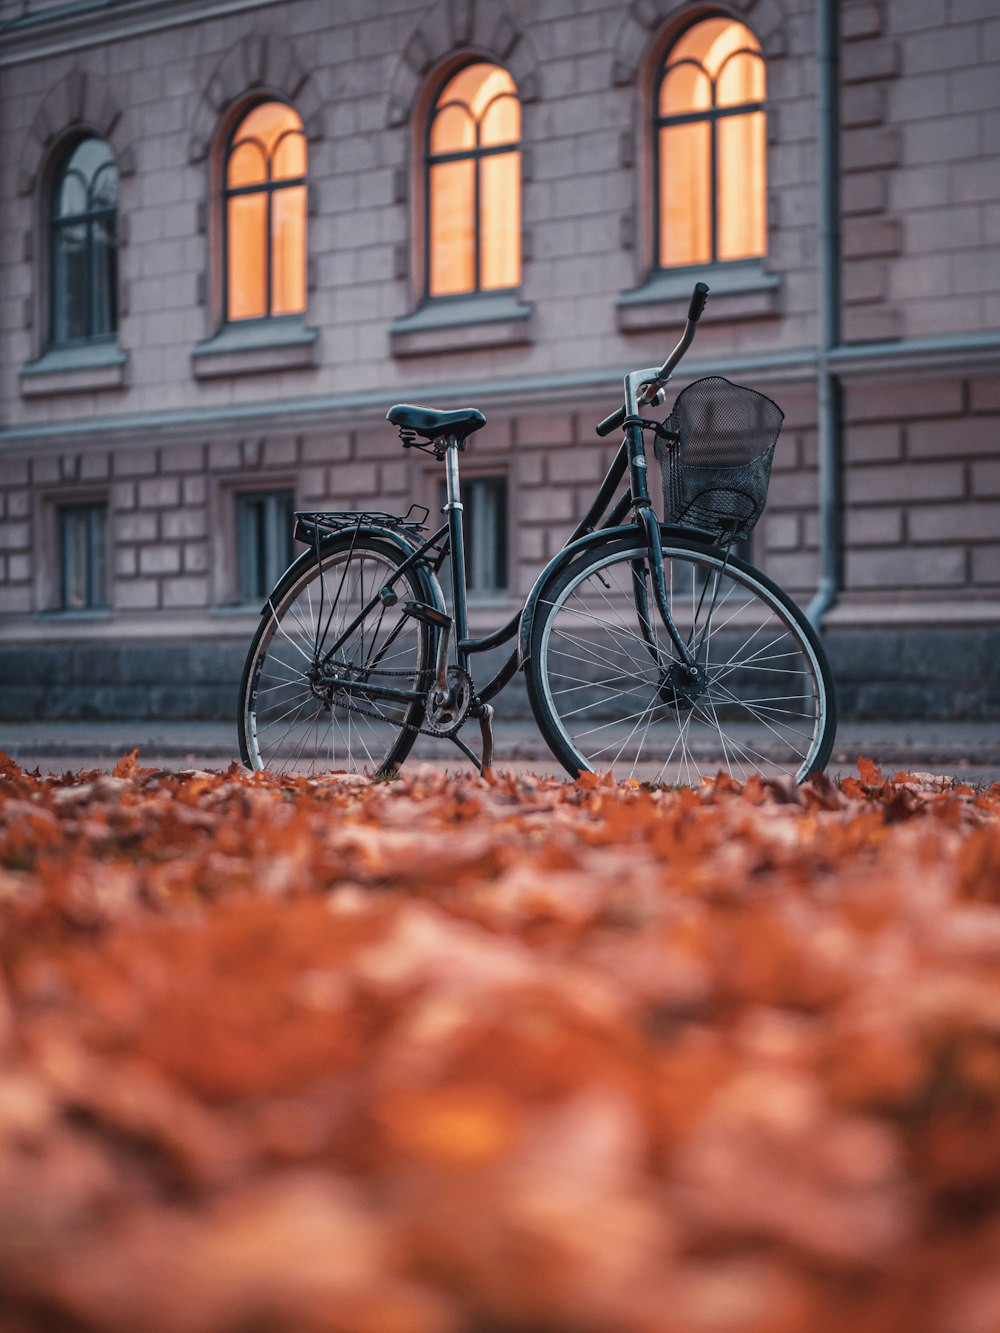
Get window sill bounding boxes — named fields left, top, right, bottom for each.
left=391, top=292, right=534, bottom=358
left=36, top=608, right=112, bottom=622
left=192, top=318, right=318, bottom=379
left=617, top=263, right=781, bottom=332
left=20, top=343, right=128, bottom=397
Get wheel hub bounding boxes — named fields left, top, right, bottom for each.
left=657, top=660, right=708, bottom=713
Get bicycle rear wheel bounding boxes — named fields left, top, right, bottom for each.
left=239, top=533, right=435, bottom=776
left=525, top=534, right=836, bottom=785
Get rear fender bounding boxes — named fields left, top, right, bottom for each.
left=260, top=523, right=446, bottom=620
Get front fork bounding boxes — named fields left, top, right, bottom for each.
left=620, top=362, right=707, bottom=695
left=621, top=388, right=699, bottom=676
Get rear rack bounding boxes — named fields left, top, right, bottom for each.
left=293, top=505, right=431, bottom=545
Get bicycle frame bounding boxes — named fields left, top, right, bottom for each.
left=305, top=380, right=717, bottom=730
left=297, top=284, right=719, bottom=730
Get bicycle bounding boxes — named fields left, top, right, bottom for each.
left=238, top=282, right=837, bottom=785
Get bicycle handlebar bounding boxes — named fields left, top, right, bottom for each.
left=594, top=281, right=709, bottom=437
left=594, top=403, right=627, bottom=438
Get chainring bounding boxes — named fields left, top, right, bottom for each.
left=424, top=666, right=474, bottom=736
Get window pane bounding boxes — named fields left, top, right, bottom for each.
left=56, top=139, right=115, bottom=216
left=480, top=93, right=520, bottom=148
left=659, top=121, right=711, bottom=267
left=717, top=110, right=767, bottom=260
left=238, top=491, right=294, bottom=602
left=91, top=215, right=117, bottom=337
left=659, top=61, right=712, bottom=115
left=271, top=184, right=307, bottom=315
left=52, top=221, right=89, bottom=343
left=429, top=159, right=475, bottom=296
left=234, top=102, right=302, bottom=160
left=717, top=50, right=765, bottom=107
left=438, top=63, right=515, bottom=116
left=90, top=161, right=119, bottom=211
left=479, top=150, right=520, bottom=290
left=56, top=169, right=88, bottom=218
left=228, top=192, right=267, bottom=320
left=430, top=103, right=476, bottom=155
left=436, top=477, right=508, bottom=594
left=90, top=507, right=107, bottom=608
left=227, top=139, right=267, bottom=188
left=62, top=510, right=85, bottom=609
left=61, top=505, right=107, bottom=610
left=672, top=18, right=759, bottom=77
left=272, top=129, right=307, bottom=181
left=468, top=478, right=508, bottom=593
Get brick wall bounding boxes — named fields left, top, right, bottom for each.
left=839, top=0, right=1000, bottom=341
left=0, top=0, right=821, bottom=428
left=1, top=0, right=999, bottom=722
left=842, top=373, right=1000, bottom=598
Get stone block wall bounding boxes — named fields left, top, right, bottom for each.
left=1, top=0, right=999, bottom=721
left=840, top=0, right=1000, bottom=342
left=0, top=0, right=821, bottom=428
left=841, top=372, right=1000, bottom=601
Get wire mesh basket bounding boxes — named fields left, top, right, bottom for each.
left=654, top=376, right=784, bottom=544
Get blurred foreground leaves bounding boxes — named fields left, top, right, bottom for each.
left=1, top=751, right=1000, bottom=1332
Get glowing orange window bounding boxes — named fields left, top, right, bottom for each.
left=426, top=62, right=521, bottom=298
left=656, top=18, right=766, bottom=269
left=225, top=101, right=307, bottom=321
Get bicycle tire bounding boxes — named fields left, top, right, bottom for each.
left=239, top=533, right=436, bottom=777
left=525, top=533, right=837, bottom=785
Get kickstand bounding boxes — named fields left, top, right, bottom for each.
left=478, top=703, right=495, bottom=778
left=446, top=704, right=496, bottom=778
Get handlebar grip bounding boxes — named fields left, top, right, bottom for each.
left=595, top=403, right=626, bottom=438
left=688, top=281, right=710, bottom=322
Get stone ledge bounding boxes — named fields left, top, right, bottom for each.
left=824, top=598, right=1000, bottom=627
left=191, top=319, right=319, bottom=379
left=20, top=343, right=128, bottom=397
left=617, top=264, right=781, bottom=332
left=390, top=293, right=534, bottom=358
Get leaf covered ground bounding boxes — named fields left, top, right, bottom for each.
left=1, top=750, right=1000, bottom=1333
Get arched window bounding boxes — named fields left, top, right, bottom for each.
left=51, top=137, right=118, bottom=346
left=426, top=62, right=521, bottom=298
left=224, top=101, right=307, bottom=322
left=655, top=16, right=766, bottom=269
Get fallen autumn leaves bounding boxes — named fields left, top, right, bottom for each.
left=1, top=751, right=1000, bottom=1333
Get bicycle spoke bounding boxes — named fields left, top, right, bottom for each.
left=533, top=540, right=832, bottom=787
left=244, top=542, right=430, bottom=777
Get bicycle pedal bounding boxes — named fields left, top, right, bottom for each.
left=403, top=600, right=451, bottom=628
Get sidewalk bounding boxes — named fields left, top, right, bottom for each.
left=3, top=717, right=999, bottom=783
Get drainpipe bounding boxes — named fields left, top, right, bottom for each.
left=807, top=0, right=842, bottom=627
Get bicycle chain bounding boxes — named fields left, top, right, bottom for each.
left=320, top=662, right=466, bottom=739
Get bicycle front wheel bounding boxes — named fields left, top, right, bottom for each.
left=239, top=534, right=436, bottom=777
left=526, top=535, right=836, bottom=785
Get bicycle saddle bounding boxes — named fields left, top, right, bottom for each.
left=386, top=403, right=486, bottom=443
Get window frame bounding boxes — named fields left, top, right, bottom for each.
left=423, top=60, right=522, bottom=301
left=652, top=15, right=767, bottom=273
left=435, top=471, right=510, bottom=600
left=222, top=99, right=308, bottom=325
left=49, top=136, right=119, bottom=349
left=59, top=500, right=109, bottom=612
left=234, top=487, right=297, bottom=605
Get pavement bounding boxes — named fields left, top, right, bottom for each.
left=3, top=717, right=1000, bottom=784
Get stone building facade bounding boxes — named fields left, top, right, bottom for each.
left=0, top=0, right=998, bottom=722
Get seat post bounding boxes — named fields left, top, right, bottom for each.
left=442, top=436, right=470, bottom=669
